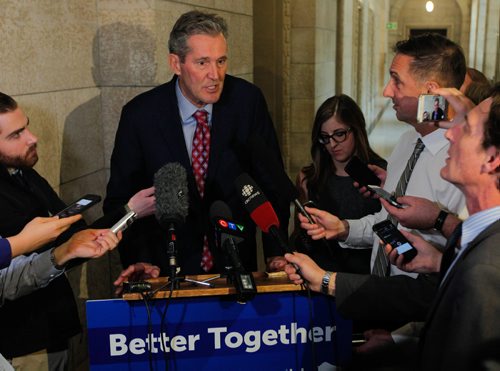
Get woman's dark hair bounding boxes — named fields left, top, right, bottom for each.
left=301, top=94, right=384, bottom=193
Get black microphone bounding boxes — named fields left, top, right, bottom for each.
left=154, top=162, right=189, bottom=279
left=238, top=133, right=316, bottom=224
left=209, top=200, right=256, bottom=302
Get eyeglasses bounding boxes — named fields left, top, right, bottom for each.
left=318, top=128, right=351, bottom=145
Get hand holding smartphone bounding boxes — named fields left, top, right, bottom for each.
left=345, top=156, right=381, bottom=187
left=367, top=186, right=404, bottom=209
left=372, top=220, right=417, bottom=263
left=57, top=194, right=101, bottom=218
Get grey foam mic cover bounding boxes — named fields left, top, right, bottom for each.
left=154, top=162, right=189, bottom=228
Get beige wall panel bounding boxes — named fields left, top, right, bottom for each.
left=224, top=13, right=253, bottom=77
left=58, top=89, right=105, bottom=183
left=316, top=0, right=337, bottom=29
left=291, top=0, right=316, bottom=27
left=214, top=0, right=252, bottom=15
left=289, top=132, right=311, bottom=176
left=315, top=28, right=336, bottom=63
left=291, top=28, right=316, bottom=64
left=290, top=98, right=314, bottom=133
left=290, top=64, right=315, bottom=99
left=16, top=88, right=103, bottom=188
left=0, top=0, right=96, bottom=94
left=315, top=62, right=336, bottom=99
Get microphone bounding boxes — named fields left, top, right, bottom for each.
left=154, top=162, right=189, bottom=279
left=234, top=173, right=292, bottom=254
left=209, top=200, right=256, bottom=302
left=237, top=133, right=316, bottom=224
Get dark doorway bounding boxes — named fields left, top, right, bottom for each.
left=410, top=28, right=447, bottom=37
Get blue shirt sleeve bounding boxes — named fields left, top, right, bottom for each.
left=0, top=238, right=13, bottom=269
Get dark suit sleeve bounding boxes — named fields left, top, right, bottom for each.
left=104, top=104, right=149, bottom=214
left=335, top=272, right=438, bottom=322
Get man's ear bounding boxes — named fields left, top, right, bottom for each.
left=168, top=53, right=181, bottom=76
left=425, top=81, right=440, bottom=93
left=481, top=146, right=500, bottom=175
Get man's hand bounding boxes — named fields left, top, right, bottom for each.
left=298, top=207, right=348, bottom=240
left=284, top=252, right=332, bottom=294
left=266, top=256, right=287, bottom=272
left=127, top=186, right=155, bottom=219
left=354, top=329, right=395, bottom=354
left=53, top=229, right=121, bottom=267
left=381, top=196, right=441, bottom=230
left=354, top=164, right=388, bottom=197
left=114, top=262, right=160, bottom=296
left=428, top=87, right=475, bottom=129
left=385, top=230, right=442, bottom=273
left=7, top=214, right=82, bottom=257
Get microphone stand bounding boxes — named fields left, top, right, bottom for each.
left=167, top=222, right=181, bottom=289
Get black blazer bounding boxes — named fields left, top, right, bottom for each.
left=0, top=166, right=81, bottom=357
left=104, top=75, right=290, bottom=274
left=419, top=219, right=500, bottom=370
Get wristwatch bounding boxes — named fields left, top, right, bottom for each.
left=49, top=248, right=66, bottom=270
left=433, top=210, right=449, bottom=231
left=321, top=271, right=333, bottom=295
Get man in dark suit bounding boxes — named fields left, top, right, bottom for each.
left=417, top=85, right=500, bottom=370
left=285, top=85, right=500, bottom=370
left=104, top=10, right=289, bottom=275
left=431, top=97, right=445, bottom=120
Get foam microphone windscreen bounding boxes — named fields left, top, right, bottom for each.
left=209, top=200, right=233, bottom=221
left=234, top=173, right=280, bottom=233
left=154, top=162, right=189, bottom=228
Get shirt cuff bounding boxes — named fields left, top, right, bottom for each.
left=0, top=238, right=13, bottom=269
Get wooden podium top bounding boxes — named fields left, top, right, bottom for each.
left=122, top=271, right=304, bottom=301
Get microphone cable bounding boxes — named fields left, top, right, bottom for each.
left=140, top=292, right=155, bottom=371
left=159, top=278, right=175, bottom=371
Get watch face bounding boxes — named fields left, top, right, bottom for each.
left=321, top=272, right=332, bottom=294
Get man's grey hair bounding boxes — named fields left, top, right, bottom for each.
left=168, top=10, right=228, bottom=62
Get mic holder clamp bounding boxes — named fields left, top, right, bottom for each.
left=227, top=268, right=257, bottom=303
left=167, top=222, right=179, bottom=287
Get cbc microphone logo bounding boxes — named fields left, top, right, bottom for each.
left=241, top=184, right=254, bottom=197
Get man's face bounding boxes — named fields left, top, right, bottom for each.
left=169, top=33, right=228, bottom=107
left=441, top=98, right=491, bottom=187
left=0, top=107, right=38, bottom=168
left=383, top=54, right=427, bottom=124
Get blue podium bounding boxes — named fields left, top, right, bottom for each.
left=87, top=273, right=352, bottom=370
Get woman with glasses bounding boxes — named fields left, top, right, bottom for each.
left=293, top=94, right=386, bottom=274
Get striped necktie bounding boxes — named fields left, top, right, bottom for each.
left=372, top=139, right=426, bottom=277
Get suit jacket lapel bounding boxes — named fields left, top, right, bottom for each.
left=424, top=220, right=500, bottom=328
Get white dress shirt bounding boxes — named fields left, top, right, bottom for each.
left=345, top=128, right=467, bottom=277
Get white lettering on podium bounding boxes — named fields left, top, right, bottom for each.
left=108, top=323, right=335, bottom=356
left=109, top=333, right=200, bottom=356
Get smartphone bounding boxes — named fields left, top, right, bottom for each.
left=345, top=156, right=381, bottom=187
left=367, top=185, right=404, bottom=209
left=294, top=199, right=315, bottom=224
left=110, top=211, right=137, bottom=234
left=57, top=194, right=101, bottom=218
left=372, top=220, right=417, bottom=263
left=417, top=94, right=453, bottom=123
